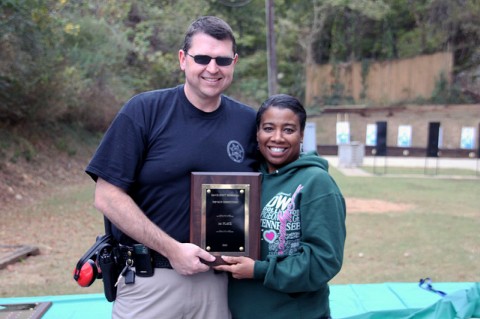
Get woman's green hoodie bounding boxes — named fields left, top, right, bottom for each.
left=228, top=152, right=346, bottom=319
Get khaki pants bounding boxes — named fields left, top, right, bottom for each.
left=112, top=269, right=231, bottom=319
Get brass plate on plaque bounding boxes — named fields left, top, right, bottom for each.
left=190, top=172, right=261, bottom=265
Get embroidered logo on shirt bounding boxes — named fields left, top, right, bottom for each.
left=227, top=140, right=245, bottom=163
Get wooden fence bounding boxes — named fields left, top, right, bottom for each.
left=305, top=52, right=453, bottom=106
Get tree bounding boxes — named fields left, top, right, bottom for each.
left=1, top=0, right=478, bottom=129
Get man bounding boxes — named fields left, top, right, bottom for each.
left=86, top=16, right=258, bottom=318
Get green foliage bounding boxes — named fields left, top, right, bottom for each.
left=323, top=82, right=355, bottom=106
left=1, top=0, right=479, bottom=129
left=57, top=16, right=133, bottom=129
left=312, top=62, right=355, bottom=106
left=0, top=0, right=134, bottom=129
left=229, top=51, right=269, bottom=107
left=3, top=134, right=37, bottom=163
left=429, top=72, right=474, bottom=105
left=14, top=138, right=37, bottom=162
left=0, top=0, right=61, bottom=123
left=63, top=17, right=130, bottom=78
left=360, top=59, right=371, bottom=101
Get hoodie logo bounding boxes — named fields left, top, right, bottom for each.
left=227, top=140, right=244, bottom=163
left=263, top=230, right=277, bottom=243
left=261, top=185, right=303, bottom=256
left=277, top=184, right=303, bottom=254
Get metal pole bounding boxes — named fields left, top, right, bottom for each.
left=266, top=0, right=277, bottom=95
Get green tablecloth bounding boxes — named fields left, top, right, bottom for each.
left=330, top=282, right=480, bottom=318
left=1, top=282, right=479, bottom=318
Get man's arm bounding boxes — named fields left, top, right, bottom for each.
left=94, top=177, right=215, bottom=275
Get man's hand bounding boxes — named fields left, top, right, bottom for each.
left=166, top=243, right=216, bottom=275
left=94, top=179, right=216, bottom=276
left=214, top=256, right=255, bottom=279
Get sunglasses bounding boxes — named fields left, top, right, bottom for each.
left=185, top=52, right=234, bottom=66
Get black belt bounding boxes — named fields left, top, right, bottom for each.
left=116, top=244, right=172, bottom=269
left=151, top=251, right=172, bottom=269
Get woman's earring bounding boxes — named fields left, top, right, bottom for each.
left=300, top=142, right=304, bottom=153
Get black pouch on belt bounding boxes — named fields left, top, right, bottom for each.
left=98, top=245, right=119, bottom=302
left=133, top=244, right=154, bottom=277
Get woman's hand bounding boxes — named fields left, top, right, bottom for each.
left=214, top=256, right=255, bottom=279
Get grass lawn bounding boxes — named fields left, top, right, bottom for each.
left=329, top=167, right=480, bottom=285
left=1, top=167, right=478, bottom=297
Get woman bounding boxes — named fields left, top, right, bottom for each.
left=215, top=94, right=346, bottom=319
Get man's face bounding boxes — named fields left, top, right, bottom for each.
left=179, top=33, right=238, bottom=110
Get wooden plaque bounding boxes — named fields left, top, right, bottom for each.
left=190, top=172, right=261, bottom=265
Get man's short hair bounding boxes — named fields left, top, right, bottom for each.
left=182, top=16, right=237, bottom=55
